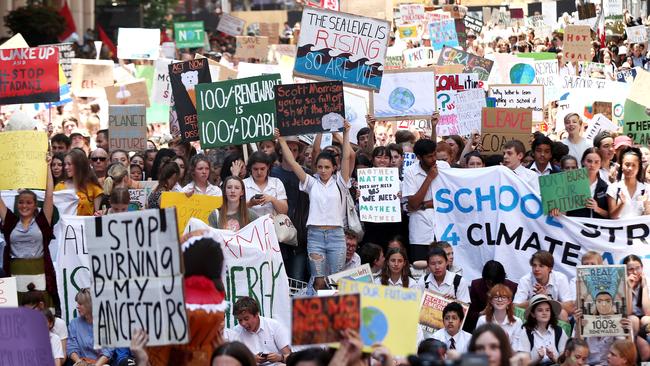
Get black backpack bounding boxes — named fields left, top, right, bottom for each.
left=525, top=324, right=563, bottom=351
left=424, top=273, right=462, bottom=297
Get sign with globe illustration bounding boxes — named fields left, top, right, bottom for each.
left=338, top=279, right=421, bottom=356
left=371, top=68, right=436, bottom=120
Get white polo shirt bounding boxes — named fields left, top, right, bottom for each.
left=519, top=325, right=568, bottom=364
left=513, top=271, right=572, bottom=304
left=476, top=315, right=524, bottom=351
left=416, top=270, right=471, bottom=304
left=300, top=173, right=348, bottom=227
left=182, top=181, right=222, bottom=196
left=231, top=316, right=290, bottom=362
left=244, top=176, right=288, bottom=217
left=431, top=328, right=472, bottom=353
left=606, top=180, right=648, bottom=218
left=512, top=164, right=540, bottom=192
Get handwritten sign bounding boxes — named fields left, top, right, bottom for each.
left=488, top=84, right=544, bottom=122
left=464, top=16, right=483, bottom=34
left=294, top=7, right=390, bottom=91
left=292, top=294, right=360, bottom=346
left=563, top=25, right=592, bottom=62
left=0, top=308, right=54, bottom=365
left=117, top=28, right=160, bottom=60
left=0, top=47, right=59, bottom=104
left=585, top=114, right=618, bottom=140
left=259, top=23, right=281, bottom=44
left=533, top=60, right=561, bottom=102
left=236, top=36, right=268, bottom=60
left=70, top=59, right=114, bottom=98
left=428, top=19, right=459, bottom=50
left=160, top=192, right=222, bottom=235
left=403, top=47, right=437, bottom=68
left=399, top=4, right=425, bottom=24
left=397, top=24, right=419, bottom=40
left=455, top=88, right=486, bottom=135
left=419, top=291, right=469, bottom=333
left=87, top=208, right=187, bottom=348
left=0, top=277, right=17, bottom=307
left=168, top=58, right=212, bottom=142
left=151, top=58, right=172, bottom=104
left=0, top=131, right=47, bottom=190
left=481, top=108, right=532, bottom=154
left=623, top=98, right=650, bottom=145
left=174, top=21, right=205, bottom=49
left=217, top=13, right=246, bottom=37
left=577, top=265, right=627, bottom=337
left=275, top=81, right=345, bottom=136
left=357, top=168, right=401, bottom=222
left=108, top=105, right=147, bottom=152
left=437, top=46, right=493, bottom=81
left=41, top=42, right=74, bottom=85
left=435, top=73, right=482, bottom=135
left=371, top=68, right=436, bottom=120
left=384, top=55, right=403, bottom=70
left=539, top=168, right=591, bottom=214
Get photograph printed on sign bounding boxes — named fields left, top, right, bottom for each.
left=576, top=265, right=628, bottom=337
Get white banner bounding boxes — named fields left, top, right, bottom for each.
left=431, top=166, right=650, bottom=282
left=184, top=215, right=291, bottom=329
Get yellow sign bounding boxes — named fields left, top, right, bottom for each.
left=397, top=24, right=419, bottom=40
left=0, top=131, right=48, bottom=190
left=338, top=279, right=420, bottom=357
left=160, top=192, right=223, bottom=234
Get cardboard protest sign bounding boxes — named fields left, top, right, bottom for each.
left=292, top=294, right=361, bottom=346
left=174, top=21, right=205, bottom=49
left=384, top=55, right=403, bottom=70
left=623, top=99, right=650, bottom=145
left=577, top=265, right=628, bottom=337
left=275, top=81, right=345, bottom=136
left=428, top=19, right=459, bottom=50
left=370, top=68, right=436, bottom=120
left=0, top=47, right=59, bottom=104
left=0, top=308, right=54, bottom=364
left=42, top=43, right=74, bottom=86
left=399, top=4, right=425, bottom=24
left=151, top=58, right=173, bottom=105
left=0, top=277, right=18, bottom=307
left=108, top=105, right=147, bottom=152
left=532, top=60, right=560, bottom=101
left=585, top=114, right=618, bottom=141
left=70, top=59, right=114, bottom=98
left=160, top=191, right=222, bottom=234
left=344, top=88, right=370, bottom=144
left=217, top=13, right=246, bottom=37
left=464, top=16, right=483, bottom=34
left=294, top=7, right=390, bottom=91
left=357, top=168, right=401, bottom=222
left=539, top=168, right=591, bottom=215
left=626, top=26, right=648, bottom=44
left=236, top=36, right=268, bottom=60
left=328, top=264, right=373, bottom=285
left=435, top=73, right=482, bottom=135
left=488, top=85, right=544, bottom=122
left=105, top=79, right=150, bottom=107
left=403, top=47, right=437, bottom=68
left=339, top=0, right=390, bottom=20
left=117, top=28, right=160, bottom=60
left=0, top=131, right=47, bottom=190
left=455, top=88, right=487, bottom=135
left=87, top=208, right=187, bottom=348
left=338, top=279, right=420, bottom=356
left=184, top=216, right=291, bottom=329
left=259, top=23, right=281, bottom=44
left=397, top=24, right=419, bottom=40
left=419, top=291, right=469, bottom=333
left=403, top=152, right=417, bottom=169
left=481, top=108, right=532, bottom=154
left=437, top=46, right=493, bottom=81
left=617, top=67, right=638, bottom=83
left=563, top=25, right=592, bottom=62
left=627, top=70, right=650, bottom=109
left=168, top=58, right=212, bottom=142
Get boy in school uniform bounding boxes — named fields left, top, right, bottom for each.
left=432, top=302, right=472, bottom=353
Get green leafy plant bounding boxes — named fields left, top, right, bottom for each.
left=4, top=4, right=66, bottom=45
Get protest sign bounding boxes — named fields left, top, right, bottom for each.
left=151, top=58, right=173, bottom=104
left=579, top=61, right=607, bottom=78
left=577, top=265, right=627, bottom=337
left=70, top=59, right=114, bottom=98
left=623, top=99, right=650, bottom=145
left=87, top=208, right=188, bottom=348
left=344, top=88, right=369, bottom=143
left=428, top=19, right=459, bottom=50
left=174, top=21, right=205, bottom=49
left=236, top=36, right=268, bottom=60
left=626, top=25, right=648, bottom=44
left=217, top=13, right=246, bottom=37
left=539, top=168, right=591, bottom=215
left=403, top=152, right=417, bottom=168
left=563, top=25, right=592, bottom=62
left=328, top=263, right=374, bottom=285
left=117, top=28, right=160, bottom=60
left=397, top=24, right=419, bottom=40
left=585, top=114, right=619, bottom=141
left=384, top=55, right=403, bottom=70
left=399, top=4, right=425, bottom=24
left=184, top=216, right=291, bottom=328
left=258, top=23, right=280, bottom=44
left=627, top=70, right=650, bottom=109
left=437, top=46, right=493, bottom=81
left=455, top=89, right=486, bottom=135
left=488, top=85, right=544, bottom=122
left=42, top=43, right=74, bottom=85
left=294, top=7, right=390, bottom=91
left=419, top=291, right=469, bottom=333
left=0, top=277, right=17, bottom=307
left=435, top=73, right=482, bottom=135
left=403, top=47, right=437, bottom=68
left=339, top=0, right=389, bottom=20
left=370, top=68, right=436, bottom=120
left=454, top=19, right=467, bottom=48
left=532, top=60, right=560, bottom=102
left=196, top=73, right=281, bottom=148
left=481, top=108, right=532, bottom=154
left=129, top=187, right=151, bottom=211
left=0, top=47, right=59, bottom=104
left=0, top=308, right=54, bottom=365
left=617, top=67, right=638, bottom=83
left=0, top=131, right=47, bottom=190
left=338, top=279, right=420, bottom=356
left=160, top=191, right=222, bottom=234
left=168, top=58, right=212, bottom=142
left=292, top=294, right=361, bottom=346
left=464, top=16, right=483, bottom=34
left=357, top=168, right=401, bottom=223
left=105, top=79, right=150, bottom=107
left=275, top=81, right=345, bottom=136
left=108, top=105, right=147, bottom=152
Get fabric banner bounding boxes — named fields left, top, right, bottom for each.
left=431, top=166, right=650, bottom=282
left=184, top=216, right=291, bottom=329
left=168, top=58, right=212, bottom=142
left=0, top=47, right=60, bottom=104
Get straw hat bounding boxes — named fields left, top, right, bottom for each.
left=524, top=294, right=562, bottom=319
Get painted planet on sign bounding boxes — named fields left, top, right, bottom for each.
left=510, top=63, right=536, bottom=84
left=388, top=87, right=415, bottom=111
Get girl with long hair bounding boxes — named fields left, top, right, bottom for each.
left=147, top=161, right=180, bottom=209
left=244, top=151, right=288, bottom=217
left=55, top=149, right=103, bottom=216
left=520, top=294, right=568, bottom=365
left=476, top=284, right=523, bottom=351
left=183, top=154, right=222, bottom=197
left=209, top=176, right=258, bottom=231
left=379, top=247, right=416, bottom=288
left=468, top=323, right=514, bottom=366
left=608, top=146, right=650, bottom=218
left=50, top=153, right=66, bottom=186
left=557, top=338, right=589, bottom=366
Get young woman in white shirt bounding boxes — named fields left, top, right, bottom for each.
left=520, top=294, right=568, bottom=365
left=476, top=284, right=523, bottom=352
left=607, top=147, right=650, bottom=219
left=182, top=154, right=222, bottom=197
left=560, top=113, right=592, bottom=165
left=276, top=122, right=352, bottom=290
left=378, top=247, right=416, bottom=289
left=243, top=151, right=288, bottom=217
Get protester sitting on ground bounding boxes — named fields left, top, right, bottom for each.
left=476, top=284, right=524, bottom=352
left=417, top=247, right=470, bottom=304
left=465, top=260, right=518, bottom=332
left=431, top=241, right=462, bottom=275
left=519, top=294, right=568, bottom=365
left=623, top=254, right=650, bottom=333
left=210, top=342, right=257, bottom=366
left=21, top=285, right=67, bottom=356
left=55, top=148, right=104, bottom=216
left=607, top=147, right=650, bottom=218
left=432, top=302, right=472, bottom=353
left=209, top=176, right=258, bottom=231
left=183, top=154, right=222, bottom=197
left=67, top=288, right=114, bottom=365
left=556, top=338, right=589, bottom=366
left=379, top=247, right=416, bottom=288
left=359, top=243, right=385, bottom=279
left=43, top=308, right=64, bottom=366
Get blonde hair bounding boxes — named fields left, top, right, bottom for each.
left=75, top=288, right=92, bottom=307
left=103, top=163, right=129, bottom=196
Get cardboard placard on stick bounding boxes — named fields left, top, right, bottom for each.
left=105, top=79, right=150, bottom=107
left=108, top=105, right=147, bottom=152
left=480, top=108, right=532, bottom=154
left=71, top=59, right=114, bottom=98
left=275, top=81, right=345, bottom=136
left=0, top=47, right=60, bottom=104
left=217, top=13, right=246, bottom=37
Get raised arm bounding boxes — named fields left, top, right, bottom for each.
left=341, top=121, right=352, bottom=183
left=311, top=133, right=323, bottom=171
left=43, top=154, right=54, bottom=225
left=276, top=129, right=307, bottom=184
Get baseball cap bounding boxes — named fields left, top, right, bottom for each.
left=614, top=135, right=633, bottom=149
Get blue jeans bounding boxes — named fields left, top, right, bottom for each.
left=307, top=227, right=345, bottom=278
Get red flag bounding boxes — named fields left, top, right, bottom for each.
left=97, top=24, right=117, bottom=58
left=58, top=0, right=77, bottom=41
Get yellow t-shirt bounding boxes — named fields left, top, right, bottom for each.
left=55, top=182, right=104, bottom=216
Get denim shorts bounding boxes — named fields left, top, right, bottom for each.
left=306, top=226, right=345, bottom=278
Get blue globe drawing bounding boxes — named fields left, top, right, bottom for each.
left=388, top=87, right=415, bottom=111
left=510, top=63, right=536, bottom=84
left=360, top=306, right=389, bottom=345
left=345, top=105, right=358, bottom=123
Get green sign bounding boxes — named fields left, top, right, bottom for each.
left=539, top=168, right=591, bottom=215
left=174, top=21, right=205, bottom=48
left=517, top=52, right=557, bottom=61
left=196, top=74, right=282, bottom=148
left=623, top=98, right=650, bottom=145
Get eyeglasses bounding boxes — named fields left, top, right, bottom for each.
left=492, top=296, right=508, bottom=301
left=91, top=157, right=107, bottom=162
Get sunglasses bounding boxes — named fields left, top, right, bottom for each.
left=91, top=157, right=107, bottom=162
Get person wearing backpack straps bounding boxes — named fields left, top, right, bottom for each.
left=519, top=294, right=568, bottom=366
left=416, top=247, right=470, bottom=304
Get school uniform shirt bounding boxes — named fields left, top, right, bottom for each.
left=401, top=161, right=450, bottom=245
left=416, top=270, right=471, bottom=304
left=530, top=162, right=560, bottom=176
left=342, top=253, right=361, bottom=271
left=244, top=177, right=288, bottom=217
left=431, top=328, right=471, bottom=354
left=181, top=181, right=222, bottom=197
left=231, top=316, right=290, bottom=365
left=513, top=271, right=572, bottom=304
left=606, top=180, right=648, bottom=218
left=52, top=317, right=68, bottom=343
left=300, top=173, right=348, bottom=227
left=512, top=164, right=540, bottom=192
left=586, top=335, right=615, bottom=365
left=476, top=315, right=525, bottom=352
left=561, top=138, right=592, bottom=166
left=518, top=326, right=568, bottom=364
left=375, top=275, right=418, bottom=289
left=50, top=332, right=64, bottom=360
